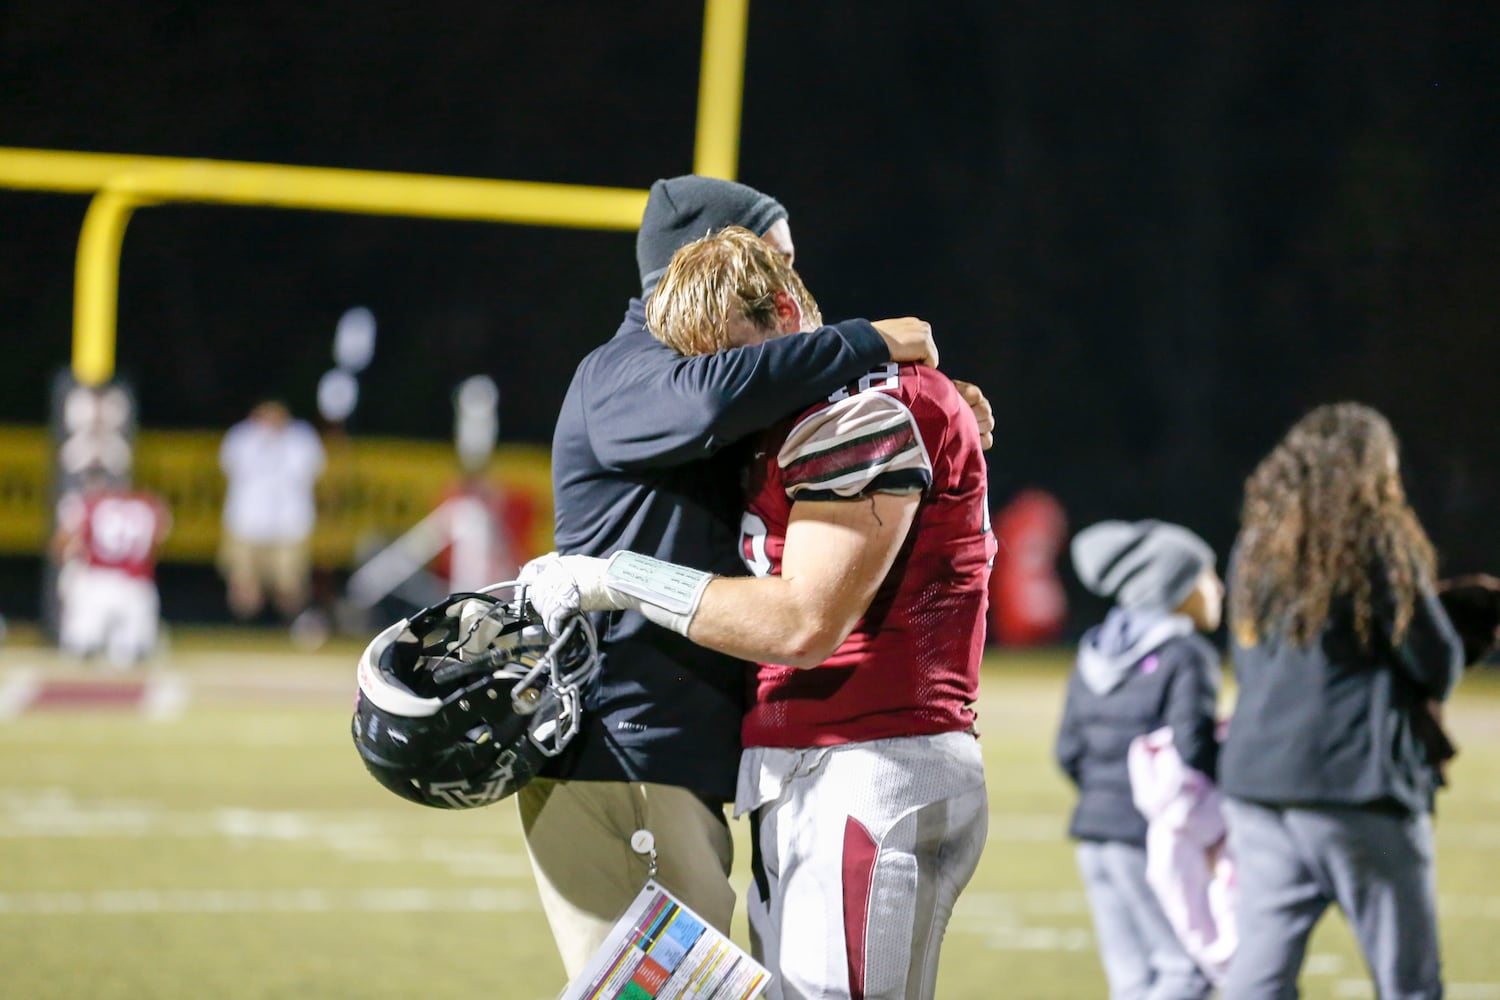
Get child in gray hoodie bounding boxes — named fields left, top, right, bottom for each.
left=1056, top=519, right=1223, bottom=1000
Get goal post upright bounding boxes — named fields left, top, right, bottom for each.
left=74, top=189, right=142, bottom=387
left=694, top=0, right=751, bottom=181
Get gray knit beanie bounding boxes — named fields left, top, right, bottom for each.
left=636, top=175, right=788, bottom=298
left=1071, top=519, right=1216, bottom=614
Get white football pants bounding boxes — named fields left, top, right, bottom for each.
left=736, top=730, right=988, bottom=1000
left=59, top=566, right=160, bottom=666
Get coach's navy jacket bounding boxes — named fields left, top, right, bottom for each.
left=1220, top=551, right=1464, bottom=816
left=546, top=298, right=889, bottom=801
left=1056, top=609, right=1222, bottom=847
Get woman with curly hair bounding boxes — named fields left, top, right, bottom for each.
left=1219, top=402, right=1463, bottom=1000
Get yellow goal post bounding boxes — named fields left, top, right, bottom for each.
left=0, top=0, right=751, bottom=387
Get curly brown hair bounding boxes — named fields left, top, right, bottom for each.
left=1229, top=402, right=1436, bottom=650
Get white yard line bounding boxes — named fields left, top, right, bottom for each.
left=142, top=672, right=189, bottom=721
left=0, top=790, right=533, bottom=877
left=953, top=890, right=1089, bottom=917
left=948, top=889, right=1094, bottom=952
left=1325, top=982, right=1497, bottom=999
left=1450, top=986, right=1500, bottom=1000
left=1304, top=953, right=1347, bottom=976
left=985, top=813, right=1070, bottom=841
left=0, top=668, right=40, bottom=719
left=0, top=887, right=538, bottom=915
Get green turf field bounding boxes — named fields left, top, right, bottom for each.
left=1, top=631, right=1496, bottom=999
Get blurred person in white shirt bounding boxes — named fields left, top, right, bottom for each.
left=217, top=400, right=325, bottom=625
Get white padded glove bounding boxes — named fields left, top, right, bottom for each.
left=517, top=550, right=560, bottom=585
left=528, top=555, right=609, bottom=636
left=528, top=552, right=713, bottom=638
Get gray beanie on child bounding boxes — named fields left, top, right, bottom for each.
left=636, top=175, right=788, bottom=298
left=1071, top=520, right=1216, bottom=614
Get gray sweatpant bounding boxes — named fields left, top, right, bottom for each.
left=1221, top=797, right=1441, bottom=1000
left=1076, top=840, right=1212, bottom=1000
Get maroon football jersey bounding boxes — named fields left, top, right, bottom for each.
left=57, top=489, right=169, bottom=580
left=739, top=362, right=995, bottom=747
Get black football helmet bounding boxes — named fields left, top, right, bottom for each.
left=351, top=583, right=599, bottom=809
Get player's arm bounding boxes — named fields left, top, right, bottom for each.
left=587, top=318, right=935, bottom=470
left=1054, top=682, right=1085, bottom=785
left=49, top=526, right=79, bottom=562
left=1389, top=582, right=1465, bottom=700
left=51, top=491, right=85, bottom=562
left=1164, top=642, right=1222, bottom=778
left=531, top=492, right=918, bottom=670
left=688, top=491, right=919, bottom=667
left=533, top=387, right=932, bottom=665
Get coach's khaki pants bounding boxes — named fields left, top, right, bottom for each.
left=517, top=778, right=735, bottom=980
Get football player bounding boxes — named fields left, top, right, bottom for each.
left=53, top=469, right=172, bottom=667
left=532, top=226, right=993, bottom=1000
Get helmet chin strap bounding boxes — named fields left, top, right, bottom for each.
left=428, top=634, right=526, bottom=685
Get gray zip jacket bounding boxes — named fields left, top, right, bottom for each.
left=1056, top=608, right=1222, bottom=846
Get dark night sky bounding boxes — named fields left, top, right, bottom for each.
left=3, top=0, right=1498, bottom=581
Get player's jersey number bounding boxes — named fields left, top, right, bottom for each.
left=90, top=500, right=158, bottom=564
left=826, top=362, right=900, bottom=403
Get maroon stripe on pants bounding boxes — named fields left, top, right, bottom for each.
left=842, top=815, right=879, bottom=1000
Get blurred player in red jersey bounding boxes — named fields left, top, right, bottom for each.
left=52, top=469, right=172, bottom=667
left=531, top=227, right=994, bottom=1000
left=429, top=471, right=538, bottom=594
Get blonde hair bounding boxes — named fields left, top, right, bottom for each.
left=645, top=226, right=823, bottom=356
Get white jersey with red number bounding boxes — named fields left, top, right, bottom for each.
left=57, top=489, right=170, bottom=580
left=738, top=361, right=996, bottom=748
